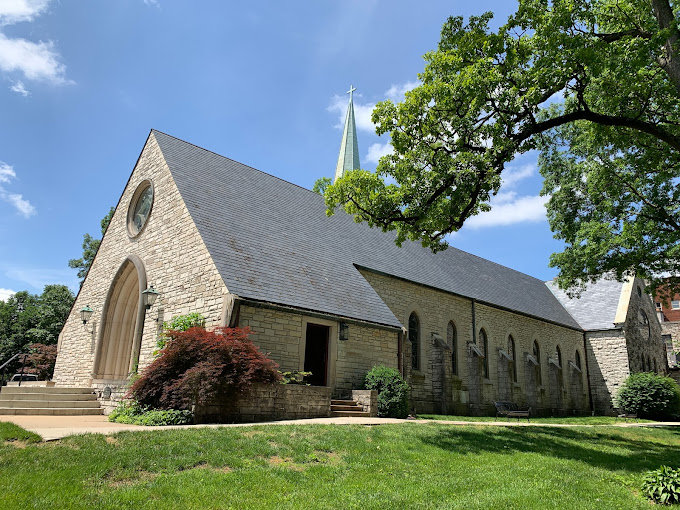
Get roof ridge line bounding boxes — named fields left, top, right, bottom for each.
left=151, top=129, right=324, bottom=198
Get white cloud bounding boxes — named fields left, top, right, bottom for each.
left=10, top=79, right=28, bottom=96
left=385, top=81, right=419, bottom=101
left=0, top=161, right=35, bottom=217
left=0, top=32, right=69, bottom=84
left=327, top=94, right=376, bottom=132
left=0, top=162, right=16, bottom=183
left=502, top=164, right=535, bottom=188
left=144, top=0, right=160, bottom=7
left=0, top=0, right=50, bottom=25
left=465, top=194, right=549, bottom=229
left=0, top=288, right=15, bottom=301
left=365, top=142, right=393, bottom=165
left=3, top=191, right=35, bottom=217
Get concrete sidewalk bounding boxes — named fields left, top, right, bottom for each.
left=2, top=414, right=679, bottom=441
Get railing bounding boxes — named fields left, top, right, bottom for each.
left=0, top=352, right=28, bottom=387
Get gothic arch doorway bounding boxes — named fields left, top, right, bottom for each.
left=93, top=256, right=147, bottom=380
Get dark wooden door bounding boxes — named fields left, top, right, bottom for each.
left=304, top=323, right=329, bottom=386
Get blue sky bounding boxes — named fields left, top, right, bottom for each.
left=0, top=0, right=565, bottom=300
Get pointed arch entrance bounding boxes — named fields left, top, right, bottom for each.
left=93, top=255, right=147, bottom=380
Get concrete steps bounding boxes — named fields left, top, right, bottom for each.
left=331, top=399, right=370, bottom=418
left=0, top=387, right=103, bottom=416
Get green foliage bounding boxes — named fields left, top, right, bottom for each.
left=156, top=312, right=206, bottom=353
left=312, top=176, right=332, bottom=195
left=108, top=399, right=193, bottom=426
left=68, top=206, right=114, bottom=285
left=364, top=365, right=409, bottom=418
left=642, top=466, right=680, bottom=505
left=0, top=285, right=74, bottom=365
left=615, top=372, right=680, bottom=420
left=324, top=0, right=680, bottom=291
left=279, top=370, right=312, bottom=385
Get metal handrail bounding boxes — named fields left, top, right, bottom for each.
left=0, top=352, right=28, bottom=387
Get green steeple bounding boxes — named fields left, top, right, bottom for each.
left=333, top=85, right=360, bottom=183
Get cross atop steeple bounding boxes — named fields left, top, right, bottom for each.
left=334, top=85, right=360, bottom=183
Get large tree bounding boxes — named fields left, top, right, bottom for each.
left=0, top=285, right=74, bottom=362
left=325, top=0, right=680, bottom=292
left=68, top=207, right=114, bottom=285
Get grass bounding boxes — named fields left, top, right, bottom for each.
left=417, top=414, right=657, bottom=425
left=1, top=421, right=679, bottom=509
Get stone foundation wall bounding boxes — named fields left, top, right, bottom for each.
left=351, top=389, right=378, bottom=417
left=194, top=383, right=332, bottom=423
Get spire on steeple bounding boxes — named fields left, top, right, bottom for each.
left=333, top=85, right=360, bottom=183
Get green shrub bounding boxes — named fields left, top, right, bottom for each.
left=364, top=365, right=409, bottom=418
left=156, top=312, right=206, bottom=353
left=280, top=371, right=312, bottom=385
left=642, top=466, right=680, bottom=505
left=615, top=372, right=680, bottom=420
left=108, top=399, right=193, bottom=426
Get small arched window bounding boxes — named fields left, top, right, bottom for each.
left=575, top=350, right=581, bottom=371
left=556, top=345, right=562, bottom=369
left=447, top=321, right=457, bottom=376
left=533, top=340, right=542, bottom=385
left=480, top=328, right=489, bottom=379
left=409, top=312, right=420, bottom=370
left=653, top=358, right=658, bottom=373
left=508, top=335, right=517, bottom=382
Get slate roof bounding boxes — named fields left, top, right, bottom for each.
left=546, top=278, right=625, bottom=331
left=153, top=130, right=582, bottom=331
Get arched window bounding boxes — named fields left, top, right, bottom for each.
left=647, top=355, right=652, bottom=373
left=556, top=345, right=562, bottom=369
left=409, top=312, right=420, bottom=370
left=480, top=328, right=489, bottom=379
left=447, top=321, right=457, bottom=376
left=508, top=335, right=517, bottom=382
left=575, top=350, right=581, bottom=371
left=533, top=340, right=542, bottom=385
left=653, top=358, right=658, bottom=373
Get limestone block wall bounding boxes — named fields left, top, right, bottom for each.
left=54, top=133, right=228, bottom=388
left=625, top=278, right=668, bottom=374
left=585, top=330, right=628, bottom=415
left=359, top=269, right=588, bottom=415
left=661, top=321, right=680, bottom=367
left=238, top=304, right=399, bottom=395
left=194, top=383, right=332, bottom=424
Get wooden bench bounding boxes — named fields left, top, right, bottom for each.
left=494, top=401, right=531, bottom=422
left=615, top=409, right=638, bottom=422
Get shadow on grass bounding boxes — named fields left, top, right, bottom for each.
left=420, top=425, right=680, bottom=473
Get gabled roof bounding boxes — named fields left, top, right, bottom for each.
left=153, top=130, right=582, bottom=330
left=546, top=278, right=625, bottom=331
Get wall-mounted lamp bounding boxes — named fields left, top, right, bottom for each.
left=142, top=285, right=160, bottom=310
left=339, top=322, right=349, bottom=341
left=80, top=305, right=94, bottom=325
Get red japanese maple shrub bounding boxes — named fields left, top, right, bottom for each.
left=23, top=343, right=58, bottom=380
left=129, top=326, right=281, bottom=410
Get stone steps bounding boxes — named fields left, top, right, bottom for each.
left=330, top=399, right=370, bottom=418
left=0, top=386, right=103, bottom=416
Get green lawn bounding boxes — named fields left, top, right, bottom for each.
left=1, top=421, right=679, bottom=509
left=417, top=414, right=656, bottom=425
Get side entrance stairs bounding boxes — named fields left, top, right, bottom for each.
left=331, top=399, right=371, bottom=417
left=0, top=386, right=104, bottom=415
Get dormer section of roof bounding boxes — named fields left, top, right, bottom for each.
left=333, top=85, right=361, bottom=183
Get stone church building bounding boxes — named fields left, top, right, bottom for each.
left=53, top=93, right=668, bottom=416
